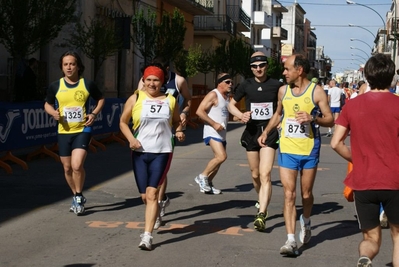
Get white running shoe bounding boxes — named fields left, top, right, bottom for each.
left=159, top=196, right=170, bottom=217
left=138, top=234, right=153, bottom=251
left=280, top=240, right=299, bottom=257
left=154, top=214, right=162, bottom=230
left=299, top=214, right=311, bottom=244
left=379, top=210, right=388, bottom=228
left=200, top=182, right=221, bottom=194
left=194, top=175, right=211, bottom=192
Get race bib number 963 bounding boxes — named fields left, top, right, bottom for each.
left=251, top=102, right=273, bottom=120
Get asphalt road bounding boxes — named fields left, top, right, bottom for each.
left=0, top=123, right=394, bottom=267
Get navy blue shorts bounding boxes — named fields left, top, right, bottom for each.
left=330, top=107, right=341, bottom=113
left=131, top=151, right=172, bottom=194
left=58, top=132, right=92, bottom=157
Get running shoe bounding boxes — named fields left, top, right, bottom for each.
left=357, top=256, right=372, bottom=267
left=200, top=182, right=221, bottom=194
left=194, top=175, right=211, bottom=192
left=159, top=195, right=170, bottom=217
left=255, top=201, right=260, bottom=210
left=254, top=212, right=267, bottom=231
left=74, top=195, right=85, bottom=216
left=379, top=210, right=389, bottom=228
left=299, top=214, right=311, bottom=244
left=326, top=132, right=332, bottom=137
left=69, top=195, right=86, bottom=212
left=280, top=240, right=299, bottom=257
left=138, top=234, right=153, bottom=251
left=154, top=214, right=162, bottom=230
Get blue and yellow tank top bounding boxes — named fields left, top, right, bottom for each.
left=56, top=78, right=90, bottom=134
left=280, top=82, right=321, bottom=156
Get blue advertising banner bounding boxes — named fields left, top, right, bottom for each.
left=0, top=98, right=126, bottom=152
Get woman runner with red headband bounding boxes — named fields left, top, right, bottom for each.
left=119, top=63, right=185, bottom=250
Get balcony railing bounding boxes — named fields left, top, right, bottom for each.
left=165, top=0, right=214, bottom=15
left=194, top=15, right=236, bottom=36
left=272, top=26, right=287, bottom=40
left=226, top=5, right=250, bottom=31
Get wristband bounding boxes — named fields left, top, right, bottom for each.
left=175, top=130, right=185, bottom=133
left=91, top=113, right=97, bottom=118
left=181, top=111, right=189, bottom=116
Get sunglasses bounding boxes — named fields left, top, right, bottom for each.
left=250, top=63, right=267, bottom=69
left=224, top=80, right=233, bottom=85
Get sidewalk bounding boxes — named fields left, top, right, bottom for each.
left=0, top=123, right=394, bottom=267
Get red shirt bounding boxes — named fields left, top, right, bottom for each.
left=336, top=91, right=399, bottom=190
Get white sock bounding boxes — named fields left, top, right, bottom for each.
left=287, top=234, right=295, bottom=242
left=144, top=231, right=151, bottom=236
left=302, top=216, right=310, bottom=225
left=199, top=173, right=208, bottom=179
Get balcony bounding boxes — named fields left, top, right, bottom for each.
left=252, top=11, right=272, bottom=29
left=165, top=0, right=213, bottom=15
left=226, top=5, right=250, bottom=32
left=272, top=26, right=287, bottom=40
left=194, top=15, right=236, bottom=38
left=272, top=2, right=288, bottom=13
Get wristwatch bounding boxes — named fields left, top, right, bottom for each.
left=311, top=114, right=317, bottom=123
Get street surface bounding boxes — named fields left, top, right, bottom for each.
left=0, top=123, right=394, bottom=267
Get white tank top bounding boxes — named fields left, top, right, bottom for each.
left=203, top=89, right=230, bottom=141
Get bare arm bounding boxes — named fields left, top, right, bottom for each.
left=119, top=94, right=141, bottom=150
left=44, top=102, right=60, bottom=120
left=330, top=124, right=351, bottom=162
left=257, top=86, right=284, bottom=147
left=176, top=75, right=191, bottom=126
left=196, top=91, right=224, bottom=131
left=86, top=98, right=105, bottom=126
left=228, top=98, right=251, bottom=123
left=172, top=99, right=185, bottom=142
left=313, top=86, right=334, bottom=127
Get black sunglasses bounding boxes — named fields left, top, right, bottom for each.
left=224, top=80, right=233, bottom=85
left=250, top=63, right=267, bottom=69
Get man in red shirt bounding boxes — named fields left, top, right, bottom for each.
left=331, top=53, right=399, bottom=267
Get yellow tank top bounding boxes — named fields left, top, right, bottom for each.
left=280, top=82, right=320, bottom=156
left=56, top=78, right=90, bottom=134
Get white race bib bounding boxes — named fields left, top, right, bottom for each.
left=142, top=99, right=170, bottom=119
left=284, top=118, right=310, bottom=138
left=63, top=106, right=84, bottom=123
left=251, top=102, right=273, bottom=120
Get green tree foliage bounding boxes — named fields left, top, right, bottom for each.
left=0, top=0, right=76, bottom=59
left=213, top=37, right=254, bottom=78
left=174, top=44, right=202, bottom=78
left=131, top=9, right=157, bottom=65
left=155, top=9, right=186, bottom=63
left=131, top=8, right=186, bottom=65
left=68, top=16, right=123, bottom=79
left=266, top=57, right=284, bottom=80
left=0, top=0, right=76, bottom=101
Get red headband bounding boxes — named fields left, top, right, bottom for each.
left=143, top=66, right=164, bottom=84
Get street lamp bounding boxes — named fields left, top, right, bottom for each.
left=350, top=46, right=370, bottom=58
left=346, top=0, right=386, bottom=51
left=351, top=53, right=368, bottom=61
left=346, top=1, right=385, bottom=27
left=348, top=24, right=376, bottom=39
left=350, top=38, right=373, bottom=50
